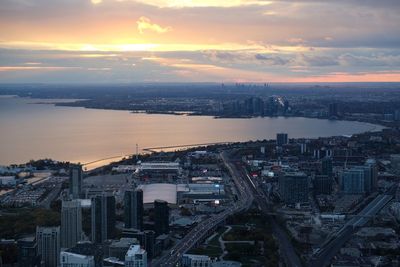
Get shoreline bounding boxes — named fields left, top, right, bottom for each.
left=0, top=96, right=388, bottom=169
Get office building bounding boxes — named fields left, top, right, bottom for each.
left=341, top=164, right=377, bottom=194
left=321, top=157, right=333, bottom=177
left=61, top=199, right=83, bottom=249
left=341, top=168, right=365, bottom=194
left=91, top=194, right=116, bottom=243
left=124, top=245, right=147, bottom=267
left=276, top=133, right=288, bottom=146
left=279, top=172, right=309, bottom=205
left=36, top=226, right=60, bottom=267
left=313, top=175, right=332, bottom=195
left=124, top=189, right=144, bottom=230
left=70, top=164, right=83, bottom=199
left=17, top=237, right=41, bottom=267
left=154, top=200, right=169, bottom=236
left=60, top=251, right=95, bottom=267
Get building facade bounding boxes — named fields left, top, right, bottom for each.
left=36, top=226, right=60, bottom=267
left=154, top=199, right=169, bottom=236
left=61, top=199, right=83, bottom=249
left=91, top=194, right=116, bottom=243
left=341, top=164, right=377, bottom=194
left=279, top=172, right=309, bottom=205
left=313, top=175, right=332, bottom=195
left=276, top=133, right=288, bottom=146
left=69, top=164, right=83, bottom=199
left=124, top=189, right=144, bottom=230
left=17, top=237, right=41, bottom=267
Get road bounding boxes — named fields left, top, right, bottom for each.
left=309, top=193, right=394, bottom=267
left=39, top=182, right=62, bottom=209
left=230, top=154, right=303, bottom=267
left=151, top=151, right=253, bottom=267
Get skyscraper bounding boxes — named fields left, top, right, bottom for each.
left=69, top=164, right=83, bottom=199
left=61, top=199, right=83, bottom=249
left=321, top=157, right=333, bottom=177
left=124, top=189, right=144, bottom=230
left=91, top=194, right=116, bottom=243
left=36, top=226, right=60, bottom=267
left=279, top=172, right=309, bottom=205
left=276, top=133, right=288, bottom=146
left=154, top=199, right=169, bottom=236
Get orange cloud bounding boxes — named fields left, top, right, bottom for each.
left=137, top=17, right=172, bottom=34
left=0, top=66, right=80, bottom=72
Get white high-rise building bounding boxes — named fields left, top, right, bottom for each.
left=60, top=252, right=94, bottom=267
left=36, top=226, right=60, bottom=267
left=61, top=199, right=83, bottom=249
left=125, top=245, right=147, bottom=267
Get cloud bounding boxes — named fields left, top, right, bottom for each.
left=137, top=16, right=172, bottom=34
left=255, top=53, right=290, bottom=65
left=128, top=0, right=273, bottom=8
left=298, top=54, right=339, bottom=67
left=0, top=66, right=80, bottom=72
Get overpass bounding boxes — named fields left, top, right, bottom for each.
left=309, top=193, right=394, bottom=267
left=150, top=151, right=253, bottom=267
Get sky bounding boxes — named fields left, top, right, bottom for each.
left=0, top=0, right=399, bottom=83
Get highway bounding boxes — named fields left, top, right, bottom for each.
left=151, top=151, right=253, bottom=267
left=230, top=154, right=303, bottom=267
left=309, top=192, right=394, bottom=267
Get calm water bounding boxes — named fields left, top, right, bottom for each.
left=0, top=96, right=384, bottom=168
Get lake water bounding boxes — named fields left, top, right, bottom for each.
left=0, top=96, right=384, bottom=168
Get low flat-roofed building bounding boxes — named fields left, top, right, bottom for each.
left=125, top=245, right=147, bottom=267
left=212, top=261, right=242, bottom=267
left=180, top=184, right=225, bottom=202
left=60, top=251, right=95, bottom=267
left=103, top=257, right=124, bottom=267
left=138, top=162, right=181, bottom=180
left=182, top=254, right=212, bottom=267
left=139, top=162, right=180, bottom=170
left=112, top=165, right=138, bottom=173
left=137, top=183, right=224, bottom=205
left=137, top=183, right=183, bottom=204
left=108, top=238, right=139, bottom=260
left=191, top=177, right=223, bottom=184
left=0, top=176, right=17, bottom=186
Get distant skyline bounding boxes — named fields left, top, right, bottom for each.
left=0, top=0, right=399, bottom=83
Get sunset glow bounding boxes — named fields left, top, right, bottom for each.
left=0, top=0, right=399, bottom=83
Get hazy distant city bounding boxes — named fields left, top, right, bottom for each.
left=1, top=83, right=400, bottom=267
left=1, top=0, right=400, bottom=267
